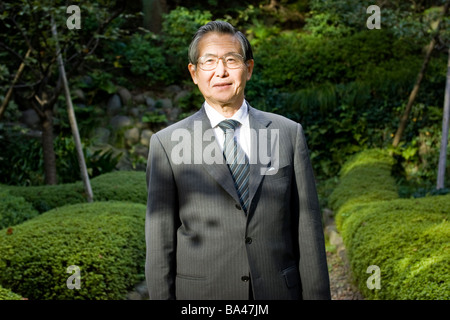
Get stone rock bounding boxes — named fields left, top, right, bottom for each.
left=117, top=87, right=132, bottom=106
left=145, top=97, right=156, bottom=108
left=107, top=94, right=122, bottom=116
left=133, top=91, right=153, bottom=105
left=165, top=107, right=180, bottom=123
left=165, top=84, right=182, bottom=96
left=110, top=115, right=132, bottom=129
left=128, top=107, right=140, bottom=118
left=72, top=89, right=85, bottom=101
left=140, top=129, right=154, bottom=146
left=133, top=93, right=146, bottom=105
left=329, top=229, right=343, bottom=246
left=124, top=127, right=140, bottom=146
left=159, top=98, right=173, bottom=110
left=174, top=90, right=190, bottom=105
left=21, top=109, right=40, bottom=128
left=91, top=127, right=111, bottom=145
left=134, top=145, right=149, bottom=159
left=116, top=150, right=133, bottom=171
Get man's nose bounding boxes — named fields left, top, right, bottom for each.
left=215, top=58, right=228, bottom=77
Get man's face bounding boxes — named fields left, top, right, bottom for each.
left=188, top=32, right=254, bottom=110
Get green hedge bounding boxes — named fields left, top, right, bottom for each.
left=0, top=190, right=39, bottom=229
left=0, top=201, right=146, bottom=300
left=343, top=195, right=450, bottom=300
left=329, top=149, right=450, bottom=300
left=3, top=170, right=147, bottom=213
left=0, top=285, right=22, bottom=300
left=329, top=149, right=398, bottom=230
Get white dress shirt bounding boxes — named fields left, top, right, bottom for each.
left=204, top=100, right=251, bottom=159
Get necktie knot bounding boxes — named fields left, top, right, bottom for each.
left=218, top=119, right=239, bottom=133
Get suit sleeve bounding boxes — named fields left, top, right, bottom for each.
left=145, top=133, right=179, bottom=299
left=294, top=123, right=331, bottom=300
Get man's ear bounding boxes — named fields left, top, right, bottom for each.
left=246, top=59, right=254, bottom=81
left=188, top=63, right=198, bottom=84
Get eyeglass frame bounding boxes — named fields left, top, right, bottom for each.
left=196, top=52, right=248, bottom=71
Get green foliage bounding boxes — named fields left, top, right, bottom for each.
left=0, top=190, right=39, bottom=229
left=329, top=149, right=450, bottom=300
left=0, top=125, right=45, bottom=186
left=0, top=124, right=123, bottom=186
left=0, top=201, right=146, bottom=300
left=253, top=29, right=418, bottom=90
left=247, top=23, right=447, bottom=181
left=0, top=285, right=22, bottom=300
left=161, top=7, right=213, bottom=79
left=329, top=149, right=398, bottom=229
left=54, top=135, right=123, bottom=184
left=89, top=171, right=147, bottom=204
left=5, top=183, right=86, bottom=214
left=343, top=195, right=450, bottom=300
left=123, top=32, right=171, bottom=85
left=5, top=171, right=147, bottom=213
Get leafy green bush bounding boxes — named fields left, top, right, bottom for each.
left=90, top=170, right=147, bottom=204
left=0, top=190, right=39, bottom=229
left=0, top=125, right=44, bottom=186
left=0, top=285, right=23, bottom=300
left=161, top=6, right=212, bottom=79
left=123, top=33, right=171, bottom=85
left=5, top=182, right=86, bottom=214
left=0, top=125, right=124, bottom=186
left=5, top=171, right=146, bottom=213
left=0, top=201, right=146, bottom=300
left=329, top=149, right=450, bottom=300
left=329, top=149, right=398, bottom=229
left=343, top=195, right=450, bottom=300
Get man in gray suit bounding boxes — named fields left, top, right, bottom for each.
left=145, top=20, right=330, bottom=300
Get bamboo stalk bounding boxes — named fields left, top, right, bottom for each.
left=51, top=15, right=93, bottom=202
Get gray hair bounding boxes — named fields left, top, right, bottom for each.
left=188, top=20, right=253, bottom=66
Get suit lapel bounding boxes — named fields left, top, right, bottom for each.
left=189, top=106, right=241, bottom=205
left=187, top=104, right=273, bottom=210
left=247, top=105, right=273, bottom=208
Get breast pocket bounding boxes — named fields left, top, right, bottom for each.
left=262, top=164, right=291, bottom=182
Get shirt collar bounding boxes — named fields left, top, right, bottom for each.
left=204, top=100, right=248, bottom=129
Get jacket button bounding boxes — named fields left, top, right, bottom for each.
left=245, top=237, right=252, bottom=244
left=235, top=204, right=241, bottom=210
left=241, top=276, right=250, bottom=282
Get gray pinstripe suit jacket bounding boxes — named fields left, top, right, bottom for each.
left=145, top=103, right=331, bottom=300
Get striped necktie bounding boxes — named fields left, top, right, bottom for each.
left=218, top=120, right=250, bottom=213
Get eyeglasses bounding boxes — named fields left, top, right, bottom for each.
left=197, top=53, right=245, bottom=71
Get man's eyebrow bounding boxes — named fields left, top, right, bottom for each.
left=203, top=52, right=240, bottom=56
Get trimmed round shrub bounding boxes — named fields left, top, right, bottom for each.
left=0, top=201, right=146, bottom=300
left=0, top=285, right=22, bottom=300
left=328, top=149, right=398, bottom=229
left=330, top=149, right=450, bottom=300
left=342, top=195, right=450, bottom=300
left=91, top=171, right=147, bottom=204
left=5, top=182, right=86, bottom=213
left=6, top=170, right=146, bottom=213
left=0, top=190, right=39, bottom=229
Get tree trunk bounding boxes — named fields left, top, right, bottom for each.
left=392, top=1, right=449, bottom=147
left=41, top=107, right=58, bottom=185
left=51, top=15, right=93, bottom=201
left=437, top=47, right=450, bottom=189
left=142, top=0, right=167, bottom=34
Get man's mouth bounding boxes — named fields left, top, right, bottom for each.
left=213, top=82, right=232, bottom=88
